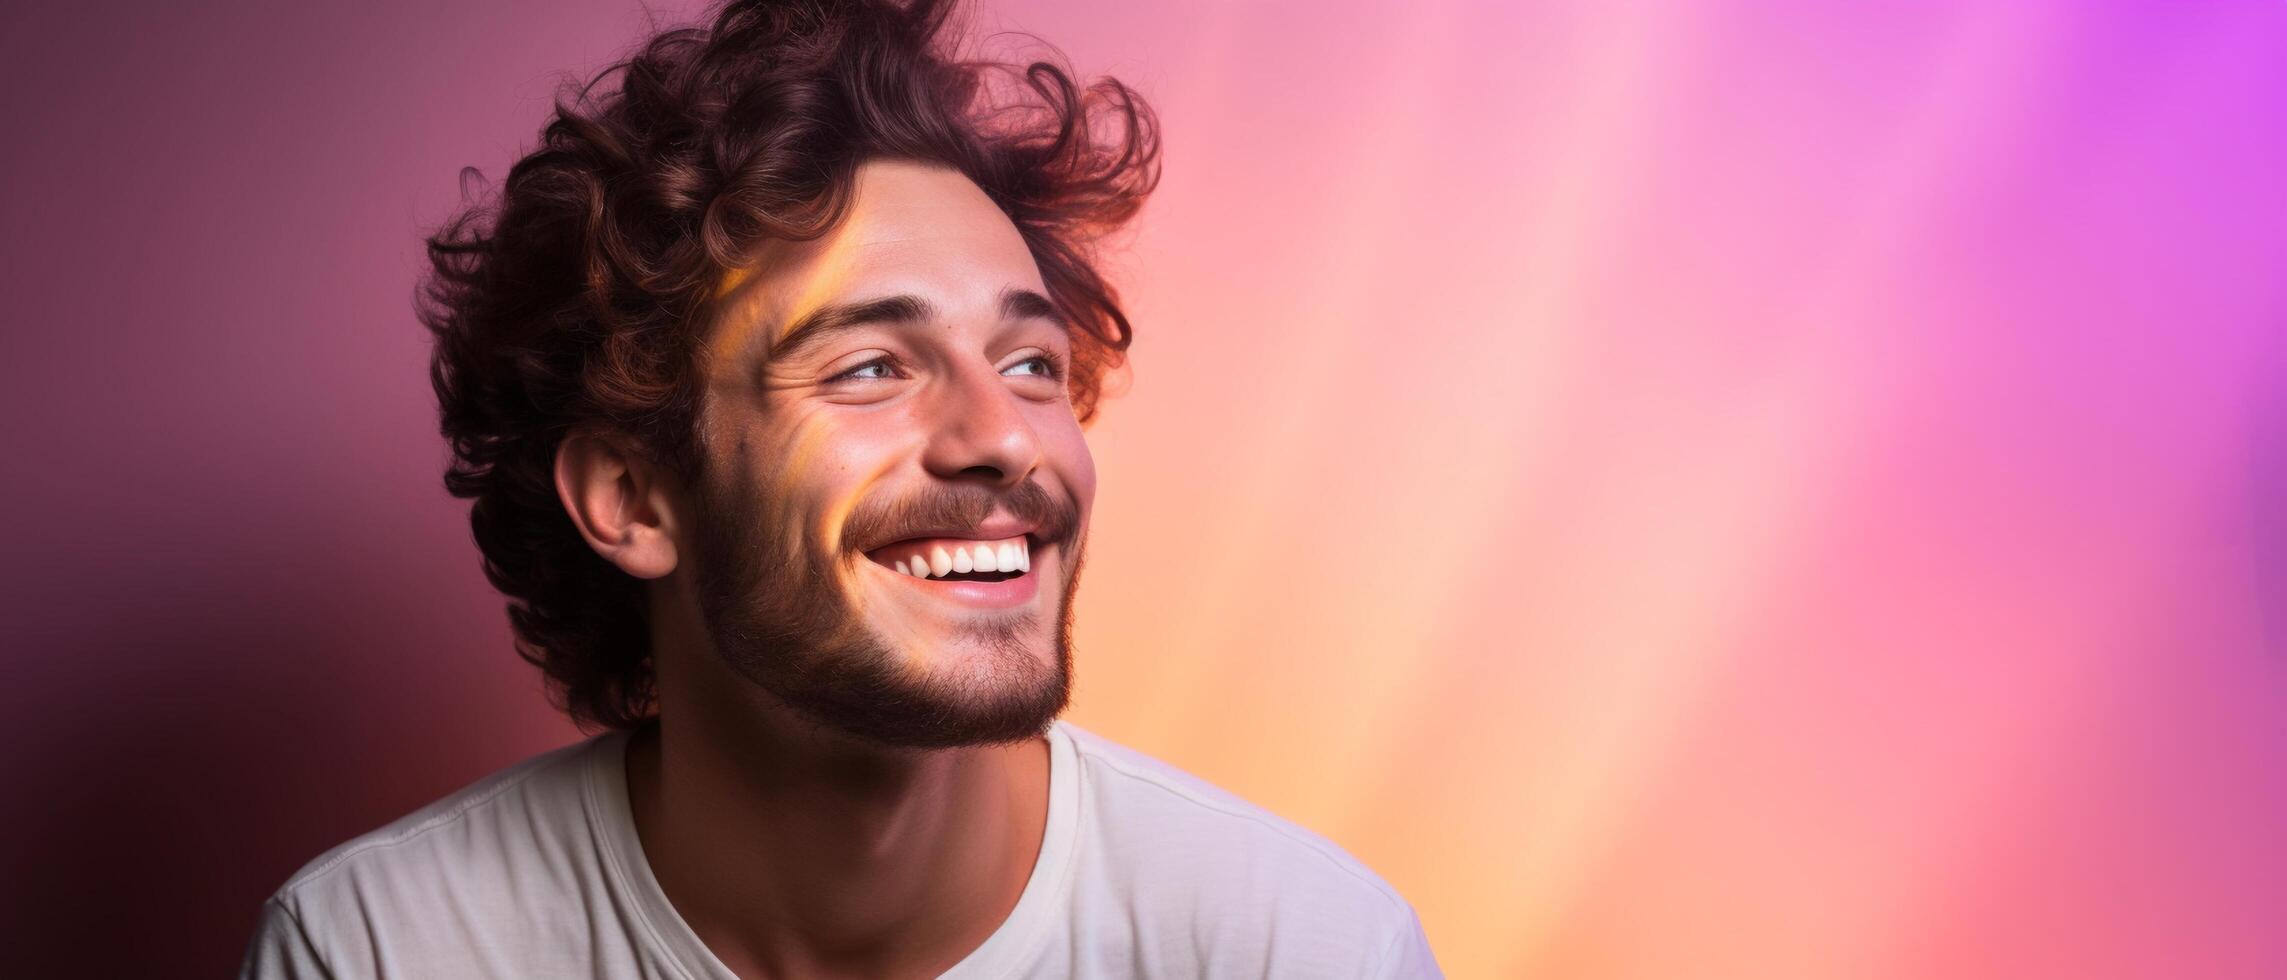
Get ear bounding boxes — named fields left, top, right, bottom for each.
left=554, top=428, right=683, bottom=580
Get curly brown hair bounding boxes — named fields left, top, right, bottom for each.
left=418, top=0, right=1160, bottom=734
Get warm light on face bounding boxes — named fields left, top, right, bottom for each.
left=679, top=158, right=1096, bottom=747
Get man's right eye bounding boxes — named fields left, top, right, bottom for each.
left=828, top=357, right=899, bottom=383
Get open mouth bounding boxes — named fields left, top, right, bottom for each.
left=862, top=535, right=1033, bottom=583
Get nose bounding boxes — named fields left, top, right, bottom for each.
left=918, top=360, right=1043, bottom=488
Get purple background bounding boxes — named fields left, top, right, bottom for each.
left=6, top=1, right=2286, bottom=977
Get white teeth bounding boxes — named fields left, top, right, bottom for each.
left=885, top=539, right=1033, bottom=579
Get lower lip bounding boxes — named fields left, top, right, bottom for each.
left=865, top=551, right=1042, bottom=609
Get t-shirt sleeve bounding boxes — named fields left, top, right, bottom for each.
left=238, top=898, right=336, bottom=980
left=1369, top=904, right=1444, bottom=979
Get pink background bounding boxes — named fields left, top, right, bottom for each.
left=4, top=1, right=2284, bottom=976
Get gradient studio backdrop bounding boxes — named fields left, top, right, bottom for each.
left=2, top=0, right=2283, bottom=976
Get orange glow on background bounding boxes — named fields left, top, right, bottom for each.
left=2, top=1, right=2281, bottom=976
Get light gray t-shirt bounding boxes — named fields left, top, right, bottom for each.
left=239, top=719, right=1442, bottom=978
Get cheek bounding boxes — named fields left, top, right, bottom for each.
left=1039, top=413, right=1096, bottom=505
left=785, top=410, right=913, bottom=551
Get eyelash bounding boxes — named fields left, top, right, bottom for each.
left=827, top=351, right=1067, bottom=383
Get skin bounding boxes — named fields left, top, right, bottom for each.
left=551, top=158, right=1098, bottom=979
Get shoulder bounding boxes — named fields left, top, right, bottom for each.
left=1059, top=721, right=1407, bottom=910
left=248, top=735, right=612, bottom=976
left=1053, top=722, right=1437, bottom=976
left=272, top=734, right=598, bottom=903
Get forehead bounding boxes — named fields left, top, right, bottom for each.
left=707, top=159, right=1046, bottom=367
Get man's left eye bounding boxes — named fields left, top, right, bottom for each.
left=1003, top=356, right=1057, bottom=378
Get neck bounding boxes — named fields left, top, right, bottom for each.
left=626, top=597, right=1051, bottom=979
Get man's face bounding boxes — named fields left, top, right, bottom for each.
left=681, top=158, right=1094, bottom=749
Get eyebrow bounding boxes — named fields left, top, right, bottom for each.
left=766, top=287, right=1070, bottom=363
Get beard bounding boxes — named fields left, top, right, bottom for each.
left=686, top=464, right=1083, bottom=750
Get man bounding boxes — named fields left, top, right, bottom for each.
left=240, top=0, right=1441, bottom=976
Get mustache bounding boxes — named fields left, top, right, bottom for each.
left=840, top=478, right=1078, bottom=553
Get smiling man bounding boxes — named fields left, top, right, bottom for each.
left=239, top=1, right=1439, bottom=977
